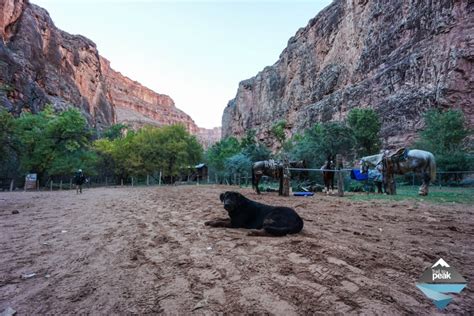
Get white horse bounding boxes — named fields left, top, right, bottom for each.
left=360, top=150, right=436, bottom=196
left=360, top=154, right=384, bottom=193
left=360, top=154, right=383, bottom=173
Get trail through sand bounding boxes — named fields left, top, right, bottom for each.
left=0, top=186, right=473, bottom=315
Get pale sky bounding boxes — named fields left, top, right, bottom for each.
left=32, top=0, right=332, bottom=128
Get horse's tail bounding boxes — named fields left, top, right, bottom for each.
left=251, top=166, right=256, bottom=189
left=429, top=154, right=437, bottom=182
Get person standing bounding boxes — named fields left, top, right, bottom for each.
left=73, top=169, right=86, bottom=194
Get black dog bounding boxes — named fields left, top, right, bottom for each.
left=205, top=191, right=304, bottom=236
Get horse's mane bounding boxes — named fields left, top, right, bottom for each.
left=360, top=153, right=383, bottom=167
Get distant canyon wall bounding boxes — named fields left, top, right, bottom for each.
left=197, top=127, right=222, bottom=149
left=222, top=0, right=473, bottom=149
left=0, top=0, right=221, bottom=146
left=99, top=57, right=199, bottom=133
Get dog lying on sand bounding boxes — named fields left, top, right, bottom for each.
left=205, top=191, right=303, bottom=236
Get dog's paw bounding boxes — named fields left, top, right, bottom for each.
left=204, top=220, right=213, bottom=226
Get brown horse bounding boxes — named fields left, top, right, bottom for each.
left=251, top=160, right=284, bottom=195
left=321, top=156, right=335, bottom=194
left=288, top=160, right=307, bottom=181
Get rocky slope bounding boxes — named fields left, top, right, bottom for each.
left=100, top=57, right=199, bottom=133
left=0, top=0, right=210, bottom=137
left=222, top=0, right=473, bottom=148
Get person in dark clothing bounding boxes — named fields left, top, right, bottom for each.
left=74, top=169, right=86, bottom=194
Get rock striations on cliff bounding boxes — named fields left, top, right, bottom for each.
left=222, top=0, right=473, bottom=148
left=0, top=0, right=115, bottom=127
left=100, top=57, right=199, bottom=133
left=0, top=0, right=214, bottom=138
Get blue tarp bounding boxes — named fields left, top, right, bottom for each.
left=351, top=169, right=368, bottom=181
left=293, top=192, right=314, bottom=196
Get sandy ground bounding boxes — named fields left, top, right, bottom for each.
left=0, top=186, right=473, bottom=315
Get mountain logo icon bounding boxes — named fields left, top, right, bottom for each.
left=431, top=258, right=450, bottom=268
left=416, top=258, right=467, bottom=310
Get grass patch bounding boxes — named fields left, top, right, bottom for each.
left=347, top=186, right=474, bottom=204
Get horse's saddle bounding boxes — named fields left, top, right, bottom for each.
left=383, top=148, right=409, bottom=174
left=385, top=148, right=408, bottom=162
left=264, top=160, right=281, bottom=170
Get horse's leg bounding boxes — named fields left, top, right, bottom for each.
left=256, top=175, right=261, bottom=194
left=376, top=182, right=383, bottom=194
left=419, top=171, right=430, bottom=196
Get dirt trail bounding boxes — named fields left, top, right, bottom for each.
left=0, top=186, right=473, bottom=315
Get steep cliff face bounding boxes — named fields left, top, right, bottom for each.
left=100, top=57, right=199, bottom=133
left=0, top=0, right=115, bottom=127
left=223, top=0, right=473, bottom=148
left=0, top=0, right=201, bottom=135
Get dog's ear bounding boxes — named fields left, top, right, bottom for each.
left=219, top=193, right=225, bottom=202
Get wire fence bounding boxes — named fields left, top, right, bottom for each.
left=1, top=169, right=474, bottom=193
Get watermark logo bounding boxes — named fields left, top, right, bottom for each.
left=416, top=258, right=467, bottom=309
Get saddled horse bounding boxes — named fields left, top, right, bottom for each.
left=321, top=156, right=335, bottom=194
left=359, top=154, right=385, bottom=194
left=361, top=149, right=436, bottom=195
left=360, top=153, right=385, bottom=194
left=252, top=160, right=284, bottom=195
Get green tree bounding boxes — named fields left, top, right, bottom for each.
left=238, top=129, right=272, bottom=162
left=347, top=108, right=381, bottom=156
left=102, top=123, right=127, bottom=140
left=290, top=122, right=354, bottom=167
left=14, top=106, right=96, bottom=181
left=94, top=125, right=202, bottom=181
left=205, top=137, right=241, bottom=177
left=416, top=109, right=472, bottom=171
left=225, top=153, right=252, bottom=177
left=0, top=110, right=20, bottom=179
left=271, top=120, right=287, bottom=145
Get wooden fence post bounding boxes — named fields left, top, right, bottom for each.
left=159, top=171, right=162, bottom=186
left=281, top=167, right=290, bottom=196
left=383, top=158, right=396, bottom=195
left=121, top=178, right=124, bottom=186
left=60, top=180, right=63, bottom=190
left=131, top=177, right=134, bottom=187
left=50, top=180, right=53, bottom=191
left=10, top=179, right=14, bottom=192
left=336, top=154, right=344, bottom=197
left=147, top=174, right=150, bottom=186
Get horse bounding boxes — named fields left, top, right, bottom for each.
left=288, top=160, right=307, bottom=181
left=321, top=155, right=335, bottom=194
left=289, top=160, right=306, bottom=169
left=361, top=149, right=437, bottom=195
left=383, top=149, right=436, bottom=195
left=251, top=160, right=284, bottom=195
left=360, top=153, right=385, bottom=194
